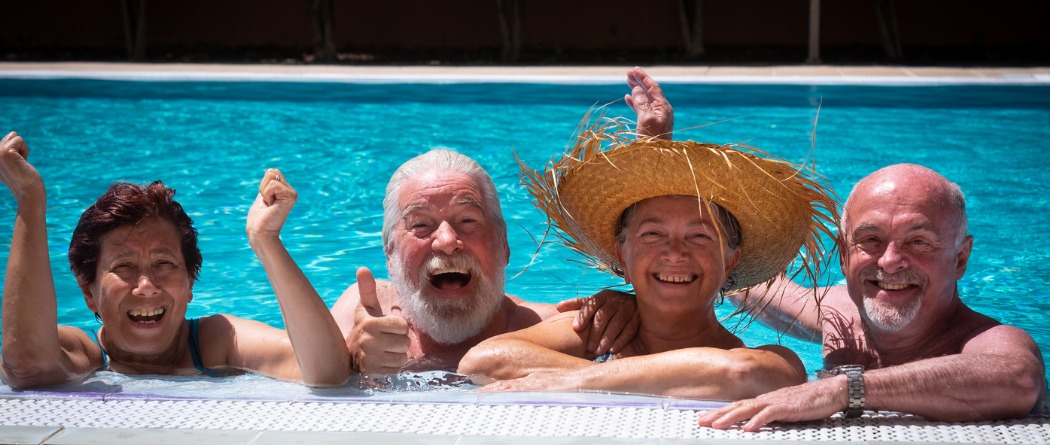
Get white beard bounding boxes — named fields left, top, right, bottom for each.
left=862, top=297, right=921, bottom=332
left=389, top=250, right=505, bottom=345
left=858, top=268, right=924, bottom=332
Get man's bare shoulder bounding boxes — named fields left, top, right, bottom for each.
left=334, top=280, right=397, bottom=306
left=503, top=295, right=555, bottom=331
left=961, top=318, right=1040, bottom=356
left=330, top=278, right=401, bottom=334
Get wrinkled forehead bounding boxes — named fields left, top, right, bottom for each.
left=633, top=195, right=706, bottom=219
left=398, top=172, right=485, bottom=211
left=97, top=218, right=183, bottom=257
left=844, top=180, right=956, bottom=231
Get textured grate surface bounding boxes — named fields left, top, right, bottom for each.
left=2, top=397, right=1048, bottom=442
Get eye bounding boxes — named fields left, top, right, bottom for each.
left=639, top=230, right=663, bottom=240
left=909, top=237, right=936, bottom=251
left=690, top=231, right=713, bottom=241
left=458, top=216, right=480, bottom=227
left=852, top=234, right=882, bottom=251
left=404, top=217, right=434, bottom=233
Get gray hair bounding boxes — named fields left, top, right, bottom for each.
left=381, top=149, right=508, bottom=256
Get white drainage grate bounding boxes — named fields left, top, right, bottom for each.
left=1, top=397, right=1047, bottom=442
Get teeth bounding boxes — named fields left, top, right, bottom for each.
left=879, top=282, right=909, bottom=290
left=432, top=266, right=468, bottom=275
left=128, top=308, right=165, bottom=317
left=656, top=274, right=694, bottom=283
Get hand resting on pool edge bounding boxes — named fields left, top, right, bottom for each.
left=0, top=132, right=348, bottom=388
left=697, top=164, right=1046, bottom=429
left=457, top=112, right=837, bottom=399
left=568, top=70, right=1044, bottom=425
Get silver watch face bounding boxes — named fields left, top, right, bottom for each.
left=816, top=364, right=863, bottom=379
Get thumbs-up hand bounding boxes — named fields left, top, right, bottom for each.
left=348, top=267, right=411, bottom=375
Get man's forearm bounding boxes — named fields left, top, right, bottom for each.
left=866, top=354, right=1044, bottom=420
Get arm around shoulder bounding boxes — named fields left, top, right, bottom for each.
left=732, top=275, right=844, bottom=343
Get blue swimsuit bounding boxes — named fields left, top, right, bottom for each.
left=92, top=317, right=212, bottom=375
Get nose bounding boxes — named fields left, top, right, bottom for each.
left=133, top=273, right=161, bottom=298
left=661, top=238, right=687, bottom=264
left=431, top=221, right=464, bottom=255
left=877, top=242, right=909, bottom=273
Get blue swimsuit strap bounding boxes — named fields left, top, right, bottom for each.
left=89, top=329, right=109, bottom=370
left=186, top=318, right=208, bottom=373
left=91, top=319, right=213, bottom=375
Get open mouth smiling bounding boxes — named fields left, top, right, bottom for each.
left=429, top=268, right=473, bottom=291
left=871, top=280, right=914, bottom=291
left=654, top=273, right=698, bottom=284
left=128, top=307, right=165, bottom=324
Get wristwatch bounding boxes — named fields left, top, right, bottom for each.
left=819, top=365, right=865, bottom=418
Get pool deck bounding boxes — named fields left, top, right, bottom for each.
left=1, top=61, right=1048, bottom=84
left=2, top=62, right=1049, bottom=444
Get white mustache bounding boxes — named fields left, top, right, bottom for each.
left=423, top=252, right=479, bottom=278
left=865, top=268, right=923, bottom=286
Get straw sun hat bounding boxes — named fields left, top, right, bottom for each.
left=521, top=117, right=838, bottom=294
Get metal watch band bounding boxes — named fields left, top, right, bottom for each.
left=817, top=365, right=865, bottom=418
left=838, top=365, right=865, bottom=418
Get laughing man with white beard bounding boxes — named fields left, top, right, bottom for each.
left=329, top=67, right=672, bottom=375
left=329, top=149, right=557, bottom=373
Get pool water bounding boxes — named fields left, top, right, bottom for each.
left=0, top=78, right=1048, bottom=382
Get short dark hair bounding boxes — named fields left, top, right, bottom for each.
left=68, top=181, right=202, bottom=286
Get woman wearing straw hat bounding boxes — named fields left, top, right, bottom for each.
left=458, top=118, right=837, bottom=399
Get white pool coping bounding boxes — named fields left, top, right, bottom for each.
left=0, top=372, right=1047, bottom=444
left=1, top=62, right=1049, bottom=85
left=2, top=389, right=1048, bottom=444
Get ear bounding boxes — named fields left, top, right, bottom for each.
left=724, top=248, right=742, bottom=277
left=615, top=243, right=631, bottom=284
left=955, top=235, right=974, bottom=279
left=503, top=240, right=511, bottom=265
left=79, top=279, right=99, bottom=314
left=837, top=233, right=849, bottom=271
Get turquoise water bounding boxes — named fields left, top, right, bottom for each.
left=0, top=78, right=1048, bottom=381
